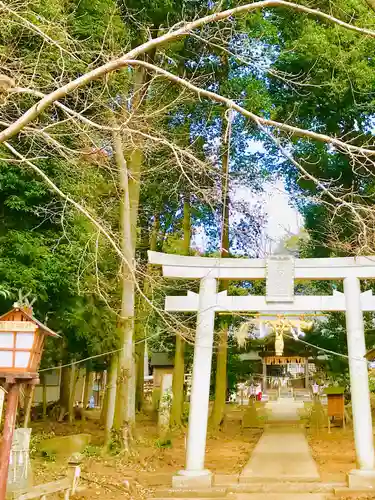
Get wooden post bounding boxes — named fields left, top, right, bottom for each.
left=0, top=383, right=20, bottom=500
left=304, top=358, right=309, bottom=389
left=23, top=384, right=35, bottom=428
left=68, top=364, right=77, bottom=424
left=82, top=367, right=93, bottom=421
left=262, top=360, right=267, bottom=393
left=0, top=387, right=5, bottom=424
left=42, top=379, right=47, bottom=421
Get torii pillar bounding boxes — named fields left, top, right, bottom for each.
left=173, top=276, right=217, bottom=488
left=344, top=277, right=375, bottom=487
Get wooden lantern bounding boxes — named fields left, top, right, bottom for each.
left=0, top=306, right=59, bottom=380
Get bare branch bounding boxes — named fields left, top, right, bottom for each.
left=0, top=1, right=79, bottom=60
left=1, top=1, right=375, bottom=144
left=123, top=60, right=375, bottom=157
left=256, top=123, right=369, bottom=242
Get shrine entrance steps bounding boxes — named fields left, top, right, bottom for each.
left=151, top=482, right=350, bottom=499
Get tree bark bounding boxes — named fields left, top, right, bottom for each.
left=211, top=101, right=232, bottom=430
left=59, top=366, right=71, bottom=421
left=113, top=132, right=140, bottom=432
left=100, top=389, right=107, bottom=425
left=170, top=200, right=191, bottom=427
left=135, top=327, right=145, bottom=412
left=82, top=366, right=94, bottom=420
left=68, top=363, right=77, bottom=424
left=135, top=214, right=159, bottom=412
left=42, top=378, right=47, bottom=421
left=105, top=355, right=118, bottom=448
left=23, top=384, right=34, bottom=428
left=111, top=31, right=159, bottom=435
left=211, top=323, right=228, bottom=429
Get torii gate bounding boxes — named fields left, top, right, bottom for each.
left=148, top=251, right=375, bottom=489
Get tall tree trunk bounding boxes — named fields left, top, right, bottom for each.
left=113, top=133, right=141, bottom=433
left=69, top=363, right=77, bottom=424
left=59, top=366, right=71, bottom=421
left=211, top=104, right=232, bottom=430
left=99, top=371, right=107, bottom=409
left=111, top=33, right=159, bottom=436
left=105, top=355, right=118, bottom=448
left=135, top=323, right=145, bottom=412
left=170, top=200, right=191, bottom=427
left=100, top=389, right=108, bottom=426
left=135, top=214, right=160, bottom=412
left=42, top=377, right=47, bottom=421
left=23, top=385, right=34, bottom=428
left=82, top=366, right=94, bottom=421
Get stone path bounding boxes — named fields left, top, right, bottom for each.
left=237, top=398, right=326, bottom=499
left=266, top=397, right=304, bottom=422
left=154, top=398, right=337, bottom=500
left=240, top=426, right=320, bottom=482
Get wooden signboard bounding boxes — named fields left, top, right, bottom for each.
left=264, top=356, right=306, bottom=365
left=0, top=321, right=36, bottom=332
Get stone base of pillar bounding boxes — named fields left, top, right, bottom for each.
left=348, top=469, right=375, bottom=489
left=172, top=469, right=212, bottom=489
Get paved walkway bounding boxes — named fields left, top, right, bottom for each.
left=240, top=398, right=320, bottom=483
left=266, top=397, right=304, bottom=422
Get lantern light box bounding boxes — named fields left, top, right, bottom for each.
left=0, top=306, right=59, bottom=379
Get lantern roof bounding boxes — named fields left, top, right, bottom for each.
left=0, top=307, right=59, bottom=337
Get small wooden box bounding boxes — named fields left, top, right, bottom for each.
left=327, top=393, right=345, bottom=418
left=324, top=387, right=345, bottom=430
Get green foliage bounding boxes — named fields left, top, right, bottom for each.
left=154, top=437, right=172, bottom=448
left=0, top=0, right=125, bottom=369
left=83, top=445, right=102, bottom=458
left=369, top=374, right=375, bottom=393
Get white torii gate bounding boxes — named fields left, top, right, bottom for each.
left=148, top=251, right=375, bottom=489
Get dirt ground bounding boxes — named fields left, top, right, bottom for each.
left=289, top=427, right=375, bottom=500
left=307, top=427, right=357, bottom=483
left=28, top=409, right=375, bottom=499
left=29, top=411, right=262, bottom=500
left=307, top=426, right=375, bottom=499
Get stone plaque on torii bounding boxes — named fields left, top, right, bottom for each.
left=266, top=255, right=294, bottom=303
left=148, top=251, right=375, bottom=490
